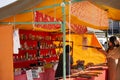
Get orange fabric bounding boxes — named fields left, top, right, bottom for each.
left=91, top=34, right=103, bottom=48
left=90, top=3, right=120, bottom=21
left=0, top=0, right=109, bottom=30
left=103, top=5, right=120, bottom=20
left=0, top=12, right=33, bottom=22
left=66, top=34, right=106, bottom=65
left=71, top=1, right=108, bottom=30
left=36, top=1, right=109, bottom=30
left=0, top=25, right=14, bottom=80
left=70, top=24, right=87, bottom=34
left=1, top=0, right=120, bottom=30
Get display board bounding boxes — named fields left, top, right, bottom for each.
left=13, top=29, right=58, bottom=68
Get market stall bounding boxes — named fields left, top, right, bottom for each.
left=2, top=28, right=107, bottom=80
left=0, top=0, right=120, bottom=80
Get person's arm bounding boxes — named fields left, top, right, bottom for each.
left=97, top=48, right=107, bottom=56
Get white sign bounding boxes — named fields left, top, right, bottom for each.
left=26, top=70, right=33, bottom=80
left=13, top=29, right=20, bottom=54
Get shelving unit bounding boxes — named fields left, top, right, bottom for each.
left=13, top=29, right=58, bottom=68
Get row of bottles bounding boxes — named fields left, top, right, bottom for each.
left=14, top=50, right=57, bottom=62
left=20, top=41, right=63, bottom=50
left=20, top=34, right=51, bottom=41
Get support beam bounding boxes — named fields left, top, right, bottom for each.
left=61, top=2, right=66, bottom=80
left=0, top=21, right=62, bottom=25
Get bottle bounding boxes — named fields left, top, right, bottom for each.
left=25, top=52, right=29, bottom=60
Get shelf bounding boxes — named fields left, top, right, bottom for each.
left=52, top=40, right=73, bottom=42
left=17, top=49, right=37, bottom=55
left=14, top=56, right=58, bottom=68
left=13, top=29, right=58, bottom=68
left=38, top=57, right=58, bottom=62
left=20, top=39, right=53, bottom=42
left=14, top=60, right=38, bottom=68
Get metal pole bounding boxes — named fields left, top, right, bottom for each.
left=61, top=2, right=66, bottom=80
left=0, top=21, right=62, bottom=25
left=105, top=30, right=109, bottom=50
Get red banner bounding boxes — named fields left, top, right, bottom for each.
left=35, top=11, right=87, bottom=34
left=70, top=24, right=87, bottom=34
left=35, top=11, right=61, bottom=31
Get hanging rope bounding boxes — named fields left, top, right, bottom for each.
left=13, top=15, right=16, bottom=30
left=54, top=0, right=57, bottom=21
left=68, top=1, right=72, bottom=78
left=32, top=8, right=35, bottom=30
left=68, top=1, right=72, bottom=44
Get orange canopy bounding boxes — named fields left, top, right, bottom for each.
left=66, top=33, right=106, bottom=65
left=0, top=0, right=109, bottom=31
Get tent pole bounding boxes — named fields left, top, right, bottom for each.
left=0, top=21, right=62, bottom=25
left=61, top=2, right=66, bottom=80
left=21, top=2, right=69, bottom=13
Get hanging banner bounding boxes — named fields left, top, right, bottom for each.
left=34, top=11, right=61, bottom=31
left=35, top=11, right=87, bottom=34
left=70, top=24, right=87, bottom=34
left=13, top=29, right=20, bottom=54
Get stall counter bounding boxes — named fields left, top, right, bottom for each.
left=14, top=68, right=55, bottom=80
left=14, top=66, right=107, bottom=80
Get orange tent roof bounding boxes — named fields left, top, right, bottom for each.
left=0, top=0, right=109, bottom=31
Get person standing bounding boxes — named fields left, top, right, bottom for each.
left=97, top=36, right=120, bottom=80
left=107, top=38, right=117, bottom=80
left=107, top=36, right=120, bottom=80
left=55, top=45, right=73, bottom=80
